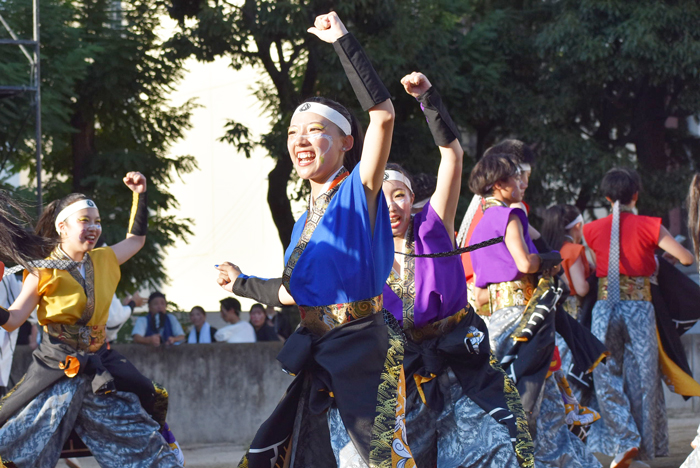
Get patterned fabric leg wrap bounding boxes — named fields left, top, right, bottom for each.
left=533, top=377, right=601, bottom=468
left=588, top=300, right=668, bottom=459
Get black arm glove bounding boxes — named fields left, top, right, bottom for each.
left=416, top=86, right=461, bottom=146
left=537, top=251, right=562, bottom=273
left=128, top=191, right=148, bottom=236
left=0, top=307, right=9, bottom=326
left=231, top=275, right=284, bottom=307
left=333, top=33, right=391, bottom=111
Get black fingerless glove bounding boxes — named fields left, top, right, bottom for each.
left=0, top=307, right=9, bottom=326
left=128, top=191, right=148, bottom=236
left=537, top=251, right=562, bottom=272
left=333, top=33, right=391, bottom=111
left=231, top=275, right=284, bottom=307
left=416, top=86, right=461, bottom=146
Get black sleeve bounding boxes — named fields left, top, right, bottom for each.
left=333, top=33, right=391, bottom=111
left=128, top=191, right=148, bottom=236
left=231, top=276, right=284, bottom=307
left=0, top=307, right=9, bottom=327
left=416, top=86, right=461, bottom=146
left=533, top=237, right=551, bottom=253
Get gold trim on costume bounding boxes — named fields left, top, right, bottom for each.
left=598, top=275, right=651, bottom=302
left=487, top=275, right=536, bottom=314
left=44, top=323, right=106, bottom=353
left=128, top=192, right=139, bottom=233
left=656, top=328, right=700, bottom=397
left=299, top=295, right=383, bottom=336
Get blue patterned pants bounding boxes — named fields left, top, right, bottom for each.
left=0, top=375, right=182, bottom=468
left=588, top=300, right=668, bottom=459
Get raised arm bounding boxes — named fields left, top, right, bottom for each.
left=110, top=172, right=148, bottom=265
left=401, top=72, right=463, bottom=243
left=308, top=12, right=395, bottom=217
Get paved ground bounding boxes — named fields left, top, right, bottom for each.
left=57, top=416, right=699, bottom=468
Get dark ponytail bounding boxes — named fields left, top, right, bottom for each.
left=541, top=204, right=581, bottom=251
left=687, top=173, right=700, bottom=261
left=35, top=193, right=89, bottom=256
left=302, top=97, right=364, bottom=173
left=0, top=191, right=55, bottom=268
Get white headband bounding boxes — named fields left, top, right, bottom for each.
left=564, top=214, right=583, bottom=230
left=292, top=102, right=352, bottom=136
left=383, top=170, right=413, bottom=193
left=519, top=163, right=531, bottom=173
left=55, top=199, right=98, bottom=233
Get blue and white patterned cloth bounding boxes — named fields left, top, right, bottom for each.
left=0, top=375, right=182, bottom=467
left=485, top=305, right=601, bottom=468
left=587, top=300, right=668, bottom=459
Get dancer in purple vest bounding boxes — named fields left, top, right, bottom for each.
left=469, top=152, right=602, bottom=468
left=382, top=72, right=533, bottom=468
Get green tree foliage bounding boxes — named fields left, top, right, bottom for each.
left=0, top=0, right=197, bottom=292
left=170, top=0, right=700, bottom=245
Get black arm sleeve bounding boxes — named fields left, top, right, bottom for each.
left=128, top=191, right=148, bottom=236
left=231, top=276, right=285, bottom=307
left=333, top=33, right=391, bottom=111
left=537, top=251, right=563, bottom=272
left=0, top=307, right=9, bottom=326
left=416, top=86, right=461, bottom=146
left=533, top=237, right=551, bottom=254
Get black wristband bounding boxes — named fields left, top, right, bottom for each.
left=231, top=276, right=284, bottom=307
left=127, top=300, right=136, bottom=312
left=416, top=86, right=461, bottom=146
left=333, top=33, right=391, bottom=111
left=537, top=251, right=562, bottom=272
left=128, top=191, right=148, bottom=236
left=0, top=307, right=9, bottom=326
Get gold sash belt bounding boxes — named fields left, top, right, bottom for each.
left=598, top=275, right=651, bottom=302
left=299, top=295, right=383, bottom=336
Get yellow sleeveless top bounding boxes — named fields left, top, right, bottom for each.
left=24, top=247, right=121, bottom=327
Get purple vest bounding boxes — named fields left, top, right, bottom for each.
left=383, top=202, right=468, bottom=328
left=470, top=205, right=538, bottom=288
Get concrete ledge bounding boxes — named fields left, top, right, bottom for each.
left=10, top=342, right=293, bottom=446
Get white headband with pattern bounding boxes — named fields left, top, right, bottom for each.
left=564, top=214, right=584, bottom=230
left=384, top=170, right=413, bottom=193
left=292, top=102, right=352, bottom=135
left=55, top=199, right=98, bottom=233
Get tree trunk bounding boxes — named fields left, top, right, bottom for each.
left=631, top=86, right=668, bottom=172
left=71, top=107, right=95, bottom=192
left=267, top=153, right=296, bottom=249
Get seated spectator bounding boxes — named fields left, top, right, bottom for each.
left=266, top=305, right=292, bottom=340
left=132, top=292, right=185, bottom=346
left=214, top=297, right=256, bottom=343
left=107, top=292, right=145, bottom=342
left=250, top=303, right=280, bottom=342
left=187, top=306, right=217, bottom=343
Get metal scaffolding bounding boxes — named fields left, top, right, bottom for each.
left=0, top=0, right=42, bottom=213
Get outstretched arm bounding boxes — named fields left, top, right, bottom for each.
left=111, top=172, right=148, bottom=265
left=216, top=263, right=296, bottom=306
left=1, top=273, right=40, bottom=332
left=658, top=225, right=694, bottom=266
left=401, top=72, right=463, bottom=244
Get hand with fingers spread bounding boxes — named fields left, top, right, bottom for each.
left=401, top=72, right=432, bottom=99
left=216, top=262, right=242, bottom=292
left=123, top=171, right=147, bottom=193
left=307, top=11, right=348, bottom=43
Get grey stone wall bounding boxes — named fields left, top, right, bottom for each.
left=10, top=342, right=293, bottom=446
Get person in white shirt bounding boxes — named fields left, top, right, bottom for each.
left=106, top=291, right=145, bottom=342
left=0, top=273, right=23, bottom=396
left=214, top=297, right=255, bottom=343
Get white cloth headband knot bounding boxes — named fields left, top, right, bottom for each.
left=383, top=170, right=413, bottom=193
left=564, top=214, right=584, bottom=230
left=292, top=102, right=352, bottom=136
left=55, top=199, right=98, bottom=233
